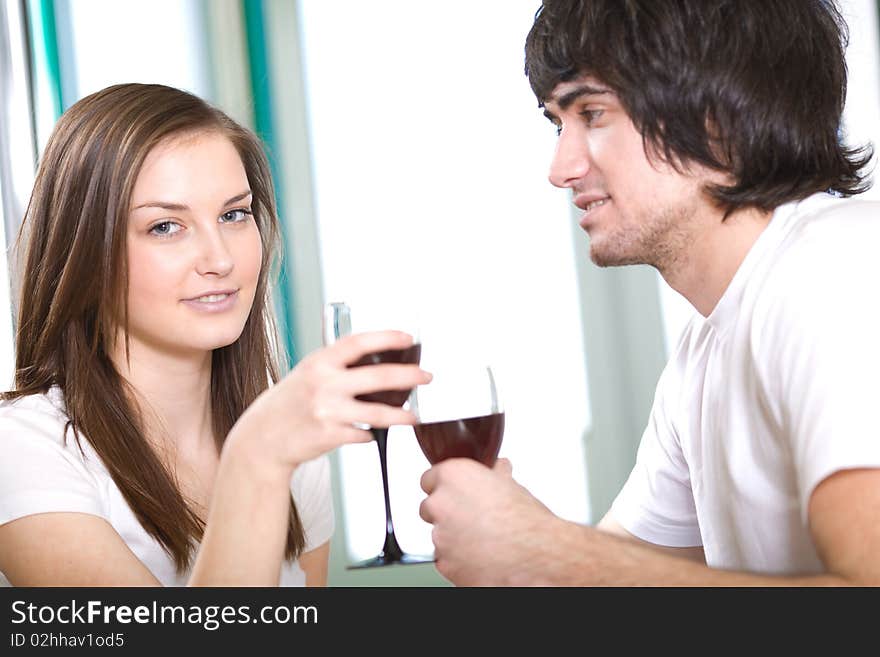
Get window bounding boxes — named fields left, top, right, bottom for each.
left=298, top=0, right=592, bottom=561
left=60, top=0, right=210, bottom=102
left=0, top=0, right=36, bottom=388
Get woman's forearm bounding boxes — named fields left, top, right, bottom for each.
left=188, top=431, right=294, bottom=586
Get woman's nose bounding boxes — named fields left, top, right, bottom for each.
left=195, top=228, right=234, bottom=277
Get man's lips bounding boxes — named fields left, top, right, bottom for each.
left=573, top=193, right=611, bottom=212
left=573, top=194, right=611, bottom=229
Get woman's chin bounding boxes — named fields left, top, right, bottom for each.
left=157, top=331, right=246, bottom=357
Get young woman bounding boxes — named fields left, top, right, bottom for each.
left=0, top=83, right=430, bottom=586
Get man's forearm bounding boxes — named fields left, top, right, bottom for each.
left=597, top=515, right=706, bottom=564
left=532, top=520, right=850, bottom=587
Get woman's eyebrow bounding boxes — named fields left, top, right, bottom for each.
left=222, top=190, right=253, bottom=206
left=132, top=190, right=252, bottom=211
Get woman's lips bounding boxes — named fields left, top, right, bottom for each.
left=181, top=290, right=239, bottom=313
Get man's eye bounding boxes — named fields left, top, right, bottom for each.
left=149, top=221, right=181, bottom=237
left=581, top=109, right=603, bottom=126
left=220, top=208, right=253, bottom=223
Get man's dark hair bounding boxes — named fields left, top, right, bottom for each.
left=525, top=0, right=873, bottom=213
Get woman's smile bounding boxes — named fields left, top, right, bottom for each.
left=181, top=289, right=240, bottom=313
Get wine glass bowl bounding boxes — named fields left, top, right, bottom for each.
left=413, top=411, right=504, bottom=466
left=411, top=363, right=505, bottom=467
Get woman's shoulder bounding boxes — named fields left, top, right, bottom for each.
left=0, top=387, right=97, bottom=469
left=0, top=387, right=109, bottom=527
left=0, top=387, right=69, bottom=434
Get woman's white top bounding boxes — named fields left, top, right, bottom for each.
left=0, top=387, right=334, bottom=586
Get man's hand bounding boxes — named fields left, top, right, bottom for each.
left=419, top=458, right=559, bottom=585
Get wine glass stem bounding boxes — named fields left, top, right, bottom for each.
left=372, top=428, right=404, bottom=562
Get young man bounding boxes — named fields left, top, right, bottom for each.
left=419, top=0, right=880, bottom=585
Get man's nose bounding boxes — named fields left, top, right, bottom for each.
left=548, top=127, right=591, bottom=188
left=195, top=227, right=234, bottom=277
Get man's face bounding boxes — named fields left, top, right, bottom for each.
left=542, top=75, right=711, bottom=269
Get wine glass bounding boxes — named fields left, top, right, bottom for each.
left=322, top=301, right=433, bottom=568
left=411, top=361, right=504, bottom=467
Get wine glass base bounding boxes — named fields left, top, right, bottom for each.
left=347, top=552, right=436, bottom=570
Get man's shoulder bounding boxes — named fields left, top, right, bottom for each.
left=762, top=195, right=880, bottom=284
left=747, top=195, right=880, bottom=334
left=785, top=195, right=880, bottom=249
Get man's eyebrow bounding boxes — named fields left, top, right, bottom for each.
left=543, top=84, right=612, bottom=116
left=132, top=190, right=252, bottom=211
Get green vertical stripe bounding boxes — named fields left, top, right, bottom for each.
left=241, top=0, right=299, bottom=366
left=30, top=0, right=65, bottom=117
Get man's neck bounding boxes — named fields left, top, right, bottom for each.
left=661, top=205, right=773, bottom=317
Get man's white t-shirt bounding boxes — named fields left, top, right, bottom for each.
left=609, top=192, right=880, bottom=574
left=0, top=387, right=334, bottom=586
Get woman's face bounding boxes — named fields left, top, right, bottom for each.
left=124, top=131, right=263, bottom=358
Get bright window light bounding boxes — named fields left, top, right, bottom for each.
left=299, top=0, right=592, bottom=561
left=62, top=0, right=210, bottom=101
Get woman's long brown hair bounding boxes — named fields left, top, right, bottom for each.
left=4, top=83, right=305, bottom=572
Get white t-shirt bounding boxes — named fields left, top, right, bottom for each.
left=0, top=387, right=334, bottom=586
left=609, top=192, right=880, bottom=574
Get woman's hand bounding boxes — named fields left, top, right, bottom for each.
left=227, top=330, right=431, bottom=473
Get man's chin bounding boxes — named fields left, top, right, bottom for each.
left=589, top=243, right=642, bottom=268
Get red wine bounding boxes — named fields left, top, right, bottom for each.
left=350, top=344, right=421, bottom=406
left=413, top=412, right=504, bottom=466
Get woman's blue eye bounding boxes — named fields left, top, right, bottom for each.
left=220, top=208, right=253, bottom=223
left=149, top=221, right=181, bottom=237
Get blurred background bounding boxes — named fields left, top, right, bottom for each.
left=1, top=0, right=878, bottom=586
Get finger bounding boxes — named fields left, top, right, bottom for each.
left=352, top=401, right=418, bottom=428
left=339, top=364, right=432, bottom=396
left=494, top=458, right=513, bottom=476
left=420, top=466, right=439, bottom=494
left=315, top=399, right=417, bottom=428
left=419, top=497, right=435, bottom=524
left=332, top=425, right=374, bottom=446
left=324, top=331, right=417, bottom=367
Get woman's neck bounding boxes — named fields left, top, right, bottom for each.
left=108, top=336, right=215, bottom=459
